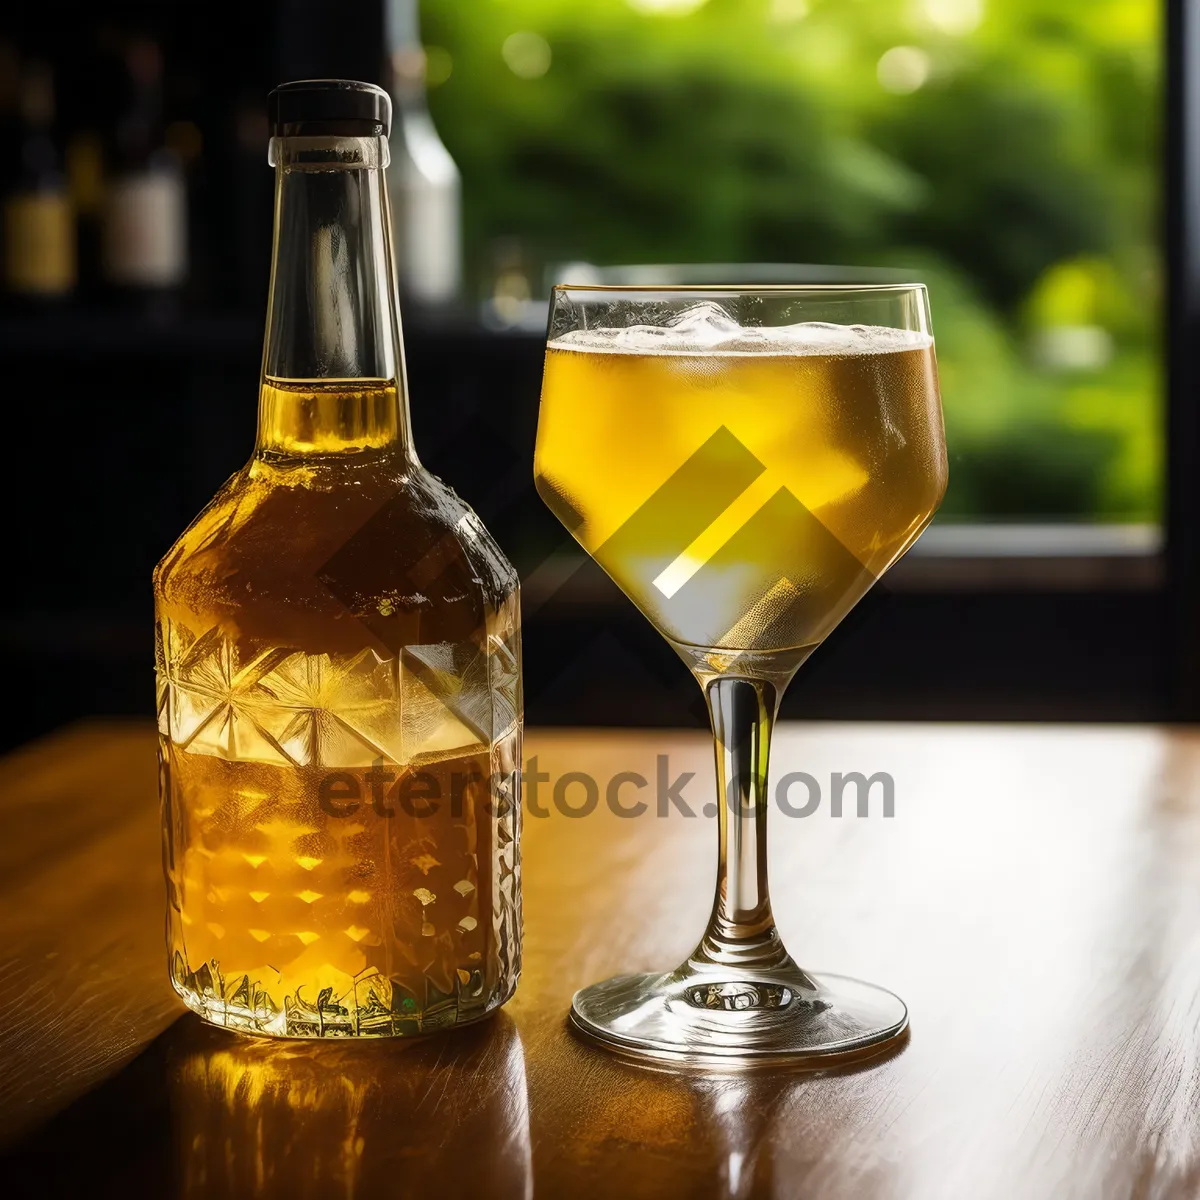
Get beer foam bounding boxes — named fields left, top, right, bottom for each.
left=550, top=301, right=933, bottom=356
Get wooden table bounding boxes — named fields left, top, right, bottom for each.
left=3, top=720, right=1200, bottom=1198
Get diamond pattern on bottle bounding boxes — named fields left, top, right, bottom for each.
left=158, top=620, right=522, bottom=1037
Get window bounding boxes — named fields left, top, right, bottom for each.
left=423, top=0, right=1162, bottom=523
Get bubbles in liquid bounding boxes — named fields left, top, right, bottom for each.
left=551, top=301, right=933, bottom=357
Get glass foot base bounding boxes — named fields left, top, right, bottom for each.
left=570, top=963, right=907, bottom=1067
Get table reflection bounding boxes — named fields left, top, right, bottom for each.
left=168, top=1013, right=531, bottom=1199
left=533, top=1032, right=908, bottom=1199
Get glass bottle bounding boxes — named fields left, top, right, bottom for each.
left=102, top=37, right=187, bottom=302
left=154, top=80, right=522, bottom=1038
left=3, top=60, right=75, bottom=303
left=385, top=0, right=462, bottom=307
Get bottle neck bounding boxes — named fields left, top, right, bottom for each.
left=257, top=133, right=412, bottom=461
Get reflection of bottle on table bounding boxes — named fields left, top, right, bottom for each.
left=170, top=1013, right=532, bottom=1198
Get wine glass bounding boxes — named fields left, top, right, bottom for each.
left=534, top=284, right=947, bottom=1064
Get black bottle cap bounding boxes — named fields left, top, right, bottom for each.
left=268, top=79, right=391, bottom=138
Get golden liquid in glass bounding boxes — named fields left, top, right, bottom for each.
left=535, top=332, right=947, bottom=655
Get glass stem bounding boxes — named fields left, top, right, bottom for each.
left=692, top=675, right=791, bottom=974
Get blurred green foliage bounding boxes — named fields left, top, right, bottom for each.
left=423, top=0, right=1161, bottom=520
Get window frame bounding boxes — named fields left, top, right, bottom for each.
left=1166, top=0, right=1200, bottom=717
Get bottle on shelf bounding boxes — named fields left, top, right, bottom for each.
left=101, top=36, right=187, bottom=306
left=154, top=80, right=522, bottom=1038
left=0, top=41, right=20, bottom=235
left=384, top=0, right=462, bottom=309
left=3, top=59, right=76, bottom=305
left=65, top=127, right=105, bottom=298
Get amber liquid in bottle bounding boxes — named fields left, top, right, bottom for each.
left=154, top=89, right=520, bottom=1037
